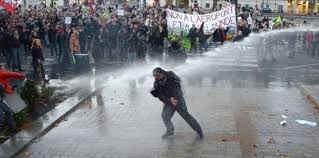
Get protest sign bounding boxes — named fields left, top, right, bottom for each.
left=65, top=16, right=72, bottom=25
left=117, top=9, right=125, bottom=16
left=166, top=5, right=236, bottom=34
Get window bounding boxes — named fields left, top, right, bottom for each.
left=205, top=3, right=210, bottom=8
left=278, top=5, right=283, bottom=13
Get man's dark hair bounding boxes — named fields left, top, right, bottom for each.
left=153, top=67, right=165, bottom=75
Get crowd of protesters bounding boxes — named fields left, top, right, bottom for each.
left=0, top=3, right=286, bottom=72
left=0, top=3, right=318, bottom=77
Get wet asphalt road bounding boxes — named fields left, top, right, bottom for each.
left=15, top=29, right=319, bottom=158
left=16, top=65, right=319, bottom=158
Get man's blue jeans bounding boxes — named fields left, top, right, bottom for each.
left=0, top=99, right=16, bottom=130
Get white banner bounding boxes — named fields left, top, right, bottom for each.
left=166, top=5, right=236, bottom=34
left=117, top=9, right=125, bottom=16
left=26, top=0, right=40, bottom=6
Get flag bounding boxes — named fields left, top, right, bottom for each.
left=274, top=16, right=282, bottom=26
left=0, top=0, right=16, bottom=14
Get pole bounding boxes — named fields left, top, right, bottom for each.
left=275, top=0, right=277, bottom=13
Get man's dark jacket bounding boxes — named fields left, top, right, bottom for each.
left=151, top=71, right=184, bottom=105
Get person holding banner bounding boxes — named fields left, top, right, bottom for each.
left=198, top=23, right=209, bottom=53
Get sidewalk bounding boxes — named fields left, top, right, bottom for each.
left=0, top=87, right=97, bottom=158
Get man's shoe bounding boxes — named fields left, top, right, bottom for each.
left=198, top=132, right=204, bottom=139
left=161, top=132, right=174, bottom=139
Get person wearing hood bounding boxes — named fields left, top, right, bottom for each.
left=150, top=67, right=204, bottom=139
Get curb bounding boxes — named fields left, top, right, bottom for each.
left=296, top=82, right=319, bottom=109
left=0, top=88, right=98, bottom=158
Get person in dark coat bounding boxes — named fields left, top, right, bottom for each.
left=213, top=26, right=227, bottom=46
left=198, top=23, right=207, bottom=53
left=56, top=25, right=65, bottom=64
left=233, top=30, right=244, bottom=42
left=79, top=24, right=88, bottom=54
left=93, top=28, right=105, bottom=62
left=237, top=23, right=251, bottom=37
left=149, top=21, right=163, bottom=55
left=48, top=25, right=57, bottom=56
left=0, top=26, right=6, bottom=55
left=167, top=40, right=186, bottom=63
left=30, top=39, right=45, bottom=80
left=3, top=31, right=15, bottom=70
left=118, top=24, right=129, bottom=62
left=187, top=24, right=198, bottom=53
left=108, top=20, right=120, bottom=60
left=137, top=27, right=147, bottom=61
left=127, top=27, right=138, bottom=64
left=9, top=30, right=22, bottom=71
left=21, top=26, right=31, bottom=54
left=151, top=67, right=204, bottom=139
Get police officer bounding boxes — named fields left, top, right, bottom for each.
left=151, top=67, right=204, bottom=139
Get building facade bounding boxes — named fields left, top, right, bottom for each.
left=237, top=0, right=319, bottom=14
left=287, top=0, right=319, bottom=14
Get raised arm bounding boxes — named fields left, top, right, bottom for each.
left=0, top=71, right=26, bottom=79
